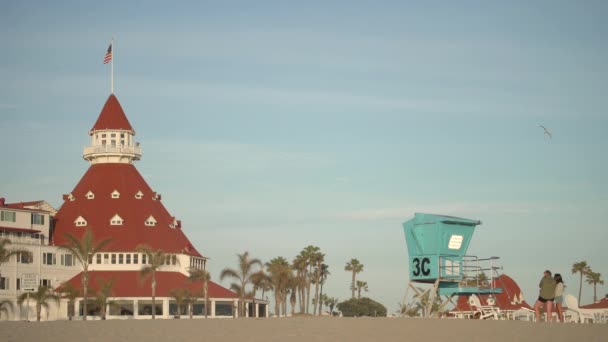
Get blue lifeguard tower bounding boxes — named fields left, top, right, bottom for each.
left=401, top=213, right=502, bottom=317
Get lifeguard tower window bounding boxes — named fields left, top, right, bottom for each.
left=448, top=235, right=463, bottom=249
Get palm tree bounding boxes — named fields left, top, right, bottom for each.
left=58, top=282, right=80, bottom=321
left=345, top=259, right=364, bottom=299
left=292, top=254, right=308, bottom=313
left=356, top=280, right=369, bottom=298
left=17, top=286, right=60, bottom=321
left=311, top=252, right=325, bottom=315
left=220, top=251, right=262, bottom=317
left=585, top=271, right=604, bottom=303
left=572, top=261, right=591, bottom=303
left=0, top=299, right=13, bottom=320
left=93, top=278, right=116, bottom=320
left=137, top=244, right=166, bottom=319
left=59, top=229, right=112, bottom=321
left=250, top=270, right=273, bottom=318
left=266, top=256, right=291, bottom=316
left=300, top=245, right=321, bottom=314
left=317, top=263, right=330, bottom=316
left=0, top=238, right=26, bottom=266
left=325, top=297, right=338, bottom=316
left=189, top=268, right=211, bottom=318
left=170, top=288, right=188, bottom=318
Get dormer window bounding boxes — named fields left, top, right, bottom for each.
left=74, top=216, right=87, bottom=227
left=86, top=191, right=95, bottom=199
left=152, top=192, right=161, bottom=201
left=135, top=191, right=144, bottom=199
left=145, top=215, right=157, bottom=227
left=111, top=190, right=120, bottom=199
left=63, top=193, right=75, bottom=202
left=169, top=218, right=181, bottom=229
left=110, top=214, right=123, bottom=226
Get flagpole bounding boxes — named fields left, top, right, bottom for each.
left=111, top=36, right=114, bottom=94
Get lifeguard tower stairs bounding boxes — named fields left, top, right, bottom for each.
left=400, top=213, right=502, bottom=318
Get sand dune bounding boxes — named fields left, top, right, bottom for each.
left=1, top=317, right=606, bottom=342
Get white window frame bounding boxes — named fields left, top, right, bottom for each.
left=135, top=191, right=144, bottom=199
left=31, top=213, right=45, bottom=225
left=111, top=190, right=120, bottom=199
left=61, top=254, right=74, bottom=267
left=1, top=210, right=16, bottom=222
left=110, top=214, right=123, bottom=226
left=43, top=252, right=56, bottom=265
left=145, top=215, right=157, bottom=227
left=86, top=191, right=95, bottom=199
left=74, top=216, right=87, bottom=227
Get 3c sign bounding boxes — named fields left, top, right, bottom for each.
left=412, top=257, right=431, bottom=276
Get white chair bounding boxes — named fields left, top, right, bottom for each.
left=565, top=294, right=595, bottom=323
left=469, top=294, right=500, bottom=320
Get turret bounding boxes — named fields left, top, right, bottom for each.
left=83, top=94, right=142, bottom=164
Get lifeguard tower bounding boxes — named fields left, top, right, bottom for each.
left=400, top=213, right=502, bottom=318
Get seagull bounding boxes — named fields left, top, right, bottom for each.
left=539, top=125, right=552, bottom=139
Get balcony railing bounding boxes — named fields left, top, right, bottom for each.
left=83, top=145, right=142, bottom=158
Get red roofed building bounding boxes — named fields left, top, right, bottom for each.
left=580, top=296, right=608, bottom=310
left=450, top=274, right=534, bottom=320
left=0, top=93, right=268, bottom=321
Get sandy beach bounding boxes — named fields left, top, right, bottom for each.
left=1, top=317, right=605, bottom=342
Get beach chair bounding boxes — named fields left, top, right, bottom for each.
left=469, top=294, right=500, bottom=320
left=564, top=294, right=595, bottom=323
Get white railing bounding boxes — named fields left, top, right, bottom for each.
left=83, top=145, right=142, bottom=157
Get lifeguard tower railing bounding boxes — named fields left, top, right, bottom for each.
left=402, top=213, right=502, bottom=317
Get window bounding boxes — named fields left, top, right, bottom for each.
left=103, top=254, right=109, bottom=264
left=111, top=140, right=116, bottom=146
left=145, top=215, right=157, bottom=227
left=111, top=254, right=116, bottom=264
left=74, top=216, right=87, bottom=227
left=86, top=191, right=95, bottom=199
left=120, top=133, right=124, bottom=138
left=118, top=254, right=124, bottom=264
left=111, top=133, right=116, bottom=138
left=61, top=254, right=74, bottom=266
left=102, top=134, right=107, bottom=138
left=111, top=191, right=120, bottom=199
left=126, top=254, right=131, bottom=264
left=120, top=139, right=125, bottom=145
left=142, top=254, right=147, bottom=264
left=16, top=278, right=20, bottom=290
left=172, top=255, right=177, bottom=265
left=134, top=254, right=139, bottom=264
left=96, top=254, right=102, bottom=264
left=88, top=254, right=93, bottom=264
left=32, top=213, right=45, bottom=225
left=110, top=214, right=123, bottom=225
left=40, top=279, right=52, bottom=288
left=43, top=252, right=56, bottom=265
left=135, top=191, right=144, bottom=199
left=0, top=277, right=9, bottom=290
left=102, top=139, right=106, bottom=145
left=1, top=210, right=16, bottom=222
left=17, top=251, right=33, bottom=264
left=165, top=255, right=170, bottom=265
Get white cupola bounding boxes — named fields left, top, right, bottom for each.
left=83, top=94, right=142, bottom=164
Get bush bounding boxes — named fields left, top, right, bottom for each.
left=336, top=297, right=387, bottom=317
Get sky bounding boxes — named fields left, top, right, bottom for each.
left=1, top=1, right=607, bottom=313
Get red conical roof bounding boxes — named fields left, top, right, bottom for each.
left=90, top=94, right=134, bottom=133
left=53, top=163, right=202, bottom=257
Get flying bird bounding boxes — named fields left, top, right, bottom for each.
left=539, top=125, right=552, bottom=139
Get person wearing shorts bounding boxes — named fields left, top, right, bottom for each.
left=554, top=273, right=565, bottom=322
left=534, top=270, right=557, bottom=322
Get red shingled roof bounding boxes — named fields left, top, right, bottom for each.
left=1, top=200, right=50, bottom=213
left=580, top=297, right=608, bottom=309
left=59, top=271, right=237, bottom=299
left=90, top=94, right=134, bottom=133
left=452, top=274, right=533, bottom=312
left=52, top=163, right=202, bottom=257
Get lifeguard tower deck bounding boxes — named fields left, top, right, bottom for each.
left=401, top=213, right=502, bottom=317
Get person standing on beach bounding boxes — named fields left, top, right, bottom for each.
left=553, top=274, right=565, bottom=322
left=534, top=270, right=557, bottom=322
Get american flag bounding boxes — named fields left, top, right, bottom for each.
left=103, top=43, right=112, bottom=64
